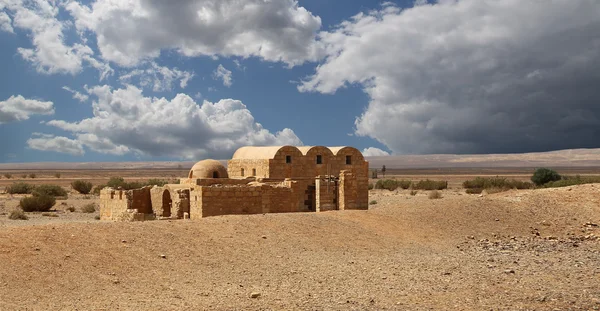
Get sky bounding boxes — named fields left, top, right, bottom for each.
left=0, top=0, right=599, bottom=163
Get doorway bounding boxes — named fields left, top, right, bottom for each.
left=304, top=185, right=316, bottom=212
left=162, top=190, right=172, bottom=217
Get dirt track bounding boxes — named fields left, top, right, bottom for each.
left=0, top=185, right=599, bottom=310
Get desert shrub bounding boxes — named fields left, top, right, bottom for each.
left=369, top=200, right=377, bottom=205
left=66, top=205, right=76, bottom=212
left=368, top=183, right=374, bottom=190
left=428, top=190, right=443, bottom=199
left=54, top=173, right=61, bottom=178
left=465, top=188, right=483, bottom=194
left=463, top=177, right=533, bottom=192
left=94, top=215, right=101, bottom=220
left=71, top=180, right=93, bottom=194
left=124, top=181, right=144, bottom=190
left=81, top=203, right=97, bottom=213
left=8, top=210, right=28, bottom=220
left=107, top=177, right=126, bottom=188
left=3, top=174, right=12, bottom=179
left=531, top=168, right=561, bottom=186
left=32, top=185, right=68, bottom=197
left=28, top=173, right=36, bottom=179
left=20, top=195, right=56, bottom=212
left=21, top=174, right=27, bottom=179
left=544, top=175, right=600, bottom=188
left=92, top=184, right=106, bottom=195
left=414, top=180, right=448, bottom=190
left=6, top=182, right=34, bottom=194
left=410, top=190, right=418, bottom=196
left=398, top=180, right=412, bottom=189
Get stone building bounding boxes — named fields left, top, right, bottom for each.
left=100, top=145, right=369, bottom=221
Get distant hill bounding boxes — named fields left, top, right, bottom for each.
left=2, top=148, right=600, bottom=170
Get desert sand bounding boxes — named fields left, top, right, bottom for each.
left=0, top=169, right=599, bottom=310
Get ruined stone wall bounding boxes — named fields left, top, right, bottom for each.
left=339, top=170, right=358, bottom=210
left=316, top=177, right=337, bottom=212
left=260, top=183, right=296, bottom=213
left=227, top=159, right=270, bottom=178
left=200, top=186, right=263, bottom=217
left=99, top=187, right=153, bottom=221
left=150, top=186, right=191, bottom=219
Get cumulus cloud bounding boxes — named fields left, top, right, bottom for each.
left=119, top=62, right=195, bottom=92
left=3, top=0, right=112, bottom=77
left=62, top=86, right=89, bottom=102
left=0, top=11, right=14, bottom=33
left=0, top=95, right=54, bottom=124
left=362, top=147, right=390, bottom=157
left=301, top=0, right=600, bottom=154
left=27, top=134, right=84, bottom=156
left=213, top=64, right=232, bottom=87
left=41, top=85, right=302, bottom=158
left=65, top=0, right=323, bottom=67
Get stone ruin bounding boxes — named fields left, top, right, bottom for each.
left=100, top=146, right=369, bottom=221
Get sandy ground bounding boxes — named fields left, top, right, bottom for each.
left=0, top=181, right=599, bottom=310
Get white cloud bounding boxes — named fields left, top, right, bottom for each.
left=362, top=147, right=390, bottom=157
left=213, top=64, right=232, bottom=87
left=0, top=95, right=54, bottom=124
left=27, top=135, right=84, bottom=156
left=62, top=86, right=89, bottom=102
left=3, top=0, right=112, bottom=77
left=301, top=0, right=600, bottom=154
left=42, top=85, right=302, bottom=159
left=0, top=11, right=14, bottom=33
left=65, top=0, right=323, bottom=67
left=119, top=62, right=194, bottom=92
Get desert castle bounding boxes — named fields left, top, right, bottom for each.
left=100, top=146, right=369, bottom=221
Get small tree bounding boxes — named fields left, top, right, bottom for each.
left=531, top=168, right=561, bottom=186
left=382, top=165, right=386, bottom=178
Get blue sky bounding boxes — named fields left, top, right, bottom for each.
left=1, top=0, right=599, bottom=163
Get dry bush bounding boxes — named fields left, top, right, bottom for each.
left=71, top=180, right=93, bottom=194
left=54, top=173, right=61, bottom=178
left=32, top=185, right=68, bottom=197
left=8, top=210, right=28, bottom=220
left=81, top=203, right=97, bottom=213
left=463, top=177, right=532, bottom=191
left=6, top=182, right=34, bottom=194
left=410, top=190, right=418, bottom=196
left=414, top=180, right=448, bottom=190
left=66, top=206, right=76, bottom=212
left=20, top=195, right=56, bottom=212
left=428, top=190, right=443, bottom=199
left=465, top=188, right=483, bottom=194
left=369, top=200, right=378, bottom=205
left=28, top=173, right=36, bottom=179
left=41, top=212, right=59, bottom=217
left=3, top=173, right=12, bottom=179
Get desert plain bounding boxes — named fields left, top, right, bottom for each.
left=0, top=165, right=599, bottom=310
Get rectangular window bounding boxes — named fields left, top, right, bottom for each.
left=346, top=155, right=352, bottom=165
left=316, top=155, right=322, bottom=164
left=286, top=155, right=292, bottom=164
left=252, top=168, right=256, bottom=176
left=241, top=168, right=245, bottom=176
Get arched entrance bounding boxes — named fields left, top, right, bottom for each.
left=212, top=171, right=219, bottom=178
left=162, top=190, right=172, bottom=217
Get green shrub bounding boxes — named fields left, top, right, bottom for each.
left=6, top=182, right=34, bottom=194
left=428, top=190, right=442, bottom=199
left=374, top=179, right=412, bottom=191
left=398, top=180, right=412, bottom=189
left=8, top=210, right=28, bottom=220
left=107, top=177, right=126, bottom=188
left=71, top=180, right=93, bottom=194
left=28, top=173, right=36, bottom=179
left=92, top=184, right=106, bottom=195
left=544, top=175, right=600, bottom=188
left=531, top=168, right=561, bottom=186
left=20, top=195, right=56, bottom=212
left=463, top=177, right=533, bottom=191
left=465, top=188, right=483, bottom=194
left=32, top=185, right=68, bottom=197
left=3, top=174, right=12, bottom=179
left=369, top=200, right=377, bottom=205
left=413, top=180, right=448, bottom=190
left=81, top=203, right=97, bottom=213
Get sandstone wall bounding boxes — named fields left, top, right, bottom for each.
left=316, top=177, right=337, bottom=212
left=200, top=186, right=263, bottom=217
left=227, top=159, right=270, bottom=178
left=100, top=187, right=153, bottom=220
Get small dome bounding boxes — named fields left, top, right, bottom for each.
left=188, top=159, right=228, bottom=179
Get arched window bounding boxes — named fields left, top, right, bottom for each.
left=252, top=168, right=256, bottom=176
left=212, top=171, right=219, bottom=178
